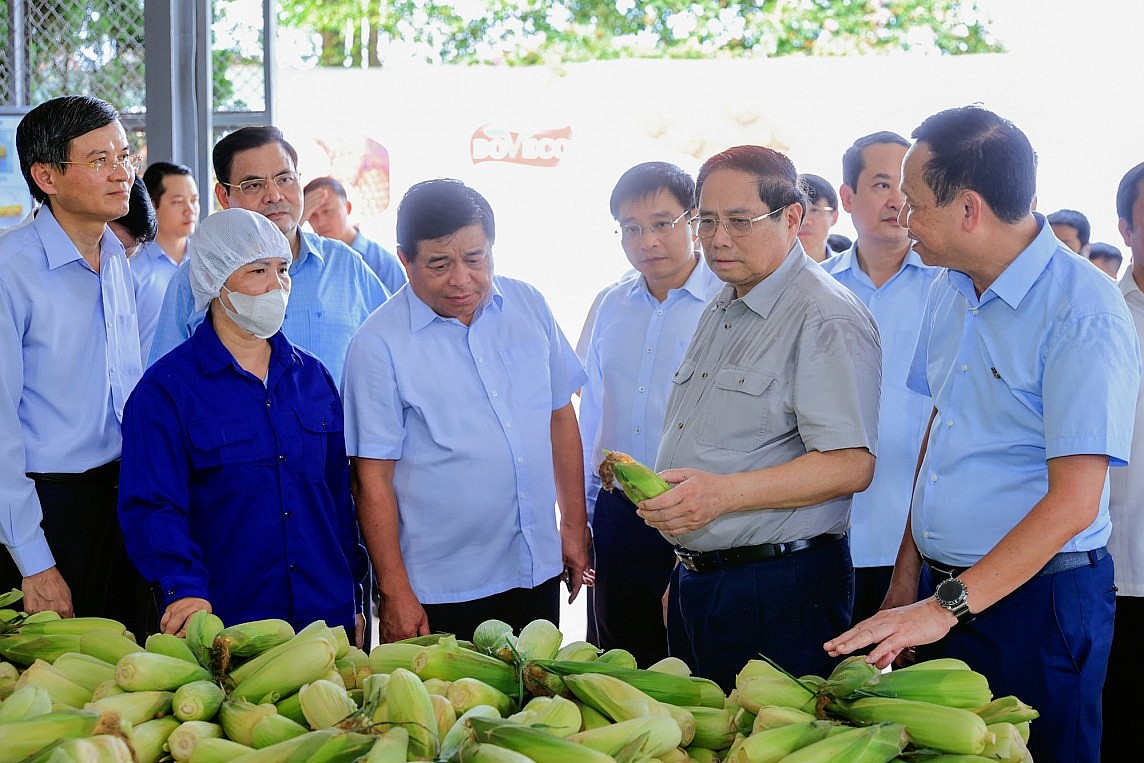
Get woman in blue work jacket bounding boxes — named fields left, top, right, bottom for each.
left=118, top=208, right=365, bottom=643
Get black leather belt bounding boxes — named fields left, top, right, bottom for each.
left=26, top=460, right=120, bottom=485
left=675, top=532, right=846, bottom=573
left=923, top=547, right=1108, bottom=580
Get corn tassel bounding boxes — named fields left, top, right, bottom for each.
left=173, top=679, right=226, bottom=722
left=130, top=716, right=180, bottom=763
left=598, top=450, right=671, bottom=503
left=466, top=716, right=616, bottom=763
left=412, top=636, right=519, bottom=698
left=385, top=667, right=439, bottom=759
left=13, top=659, right=91, bottom=708
left=145, top=633, right=200, bottom=665
left=116, top=651, right=212, bottom=692
left=0, top=684, right=52, bottom=722
left=568, top=715, right=683, bottom=758
left=831, top=697, right=992, bottom=755
left=229, top=637, right=336, bottom=704
left=299, top=679, right=357, bottom=729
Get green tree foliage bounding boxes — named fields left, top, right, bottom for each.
left=278, top=0, right=1003, bottom=68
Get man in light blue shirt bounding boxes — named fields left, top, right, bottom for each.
left=826, top=106, right=1140, bottom=762
left=821, top=132, right=940, bottom=626
left=343, top=179, right=591, bottom=643
left=0, top=96, right=153, bottom=635
left=304, top=175, right=408, bottom=295
left=579, top=162, right=722, bottom=664
left=148, top=127, right=388, bottom=382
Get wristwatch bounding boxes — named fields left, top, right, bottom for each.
left=934, top=577, right=974, bottom=624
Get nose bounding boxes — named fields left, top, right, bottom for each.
left=109, top=160, right=132, bottom=182
left=264, top=181, right=284, bottom=203
left=709, top=219, right=735, bottom=246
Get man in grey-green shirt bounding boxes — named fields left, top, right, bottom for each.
left=638, top=145, right=881, bottom=690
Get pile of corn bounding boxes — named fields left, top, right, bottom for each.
left=0, top=588, right=1039, bottom=762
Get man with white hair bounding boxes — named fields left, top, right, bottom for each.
left=118, top=208, right=366, bottom=641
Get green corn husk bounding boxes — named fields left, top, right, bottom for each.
left=751, top=705, right=819, bottom=733
left=854, top=667, right=993, bottom=708
left=211, top=728, right=326, bottom=762
left=91, top=678, right=126, bottom=701
left=53, top=653, right=117, bottom=692
left=167, top=720, right=223, bottom=761
left=299, top=679, right=356, bottom=730
left=447, top=677, right=515, bottom=716
left=0, top=684, right=52, bottom=722
left=79, top=629, right=143, bottom=666
left=980, top=722, right=1031, bottom=763
left=647, top=657, right=692, bottom=677
left=329, top=626, right=351, bottom=660
left=13, top=659, right=91, bottom=708
left=116, top=651, right=212, bottom=692
left=367, top=643, right=425, bottom=676
left=185, top=612, right=225, bottom=671
left=250, top=713, right=309, bottom=748
left=457, top=741, right=534, bottom=763
left=274, top=692, right=307, bottom=727
left=733, top=660, right=816, bottom=713
left=734, top=706, right=756, bottom=735
left=422, top=677, right=451, bottom=696
left=412, top=636, right=520, bottom=698
left=129, top=716, right=181, bottom=763
left=18, top=616, right=125, bottom=637
left=779, top=722, right=908, bottom=763
left=569, top=715, right=683, bottom=758
left=361, top=673, right=389, bottom=708
left=214, top=620, right=295, bottom=660
left=467, top=716, right=616, bottom=763
left=595, top=648, right=638, bottom=669
left=512, top=694, right=581, bottom=737
left=821, top=655, right=881, bottom=700
left=724, top=720, right=832, bottom=762
left=687, top=746, right=721, bottom=762
left=186, top=737, right=254, bottom=763
left=385, top=668, right=439, bottom=759
left=831, top=697, right=992, bottom=755
left=145, top=633, right=200, bottom=665
left=230, top=638, right=336, bottom=704
left=598, top=450, right=672, bottom=503
left=431, top=693, right=458, bottom=741
left=439, top=705, right=502, bottom=761
left=297, top=730, right=383, bottom=763
left=362, top=727, right=409, bottom=763
left=86, top=689, right=173, bottom=726
left=554, top=640, right=600, bottom=662
left=577, top=700, right=612, bottom=730
left=896, top=657, right=973, bottom=672
left=513, top=619, right=562, bottom=662
left=225, top=622, right=334, bottom=688
left=472, top=620, right=514, bottom=655
left=54, top=734, right=136, bottom=763
left=972, top=695, right=1040, bottom=725
left=686, top=705, right=736, bottom=750
left=0, top=709, right=112, bottom=762
left=0, top=633, right=83, bottom=665
left=563, top=672, right=674, bottom=724
left=529, top=659, right=718, bottom=708
left=218, top=699, right=277, bottom=747
left=173, top=679, right=226, bottom=722
left=335, top=647, right=369, bottom=690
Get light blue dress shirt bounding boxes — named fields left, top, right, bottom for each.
left=0, top=207, right=143, bottom=575
left=148, top=231, right=389, bottom=382
left=907, top=216, right=1141, bottom=567
left=822, top=246, right=940, bottom=567
left=578, top=258, right=723, bottom=519
left=342, top=276, right=586, bottom=604
left=130, top=240, right=181, bottom=363
left=351, top=229, right=408, bottom=296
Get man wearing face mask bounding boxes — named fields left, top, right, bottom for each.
left=117, top=208, right=366, bottom=641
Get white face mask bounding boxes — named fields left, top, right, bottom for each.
left=221, top=285, right=289, bottom=339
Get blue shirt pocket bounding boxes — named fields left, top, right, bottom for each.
left=187, top=418, right=266, bottom=471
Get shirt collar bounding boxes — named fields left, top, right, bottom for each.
left=193, top=311, right=298, bottom=379
left=34, top=206, right=124, bottom=271
left=736, top=239, right=808, bottom=318
left=406, top=277, right=503, bottom=332
left=829, top=243, right=926, bottom=280
left=949, top=213, right=1057, bottom=310
left=294, top=231, right=325, bottom=270
left=622, top=255, right=712, bottom=302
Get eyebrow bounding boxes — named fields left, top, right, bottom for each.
left=237, top=168, right=293, bottom=182
left=870, top=172, right=894, bottom=182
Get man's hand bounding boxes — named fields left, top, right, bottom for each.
left=301, top=186, right=330, bottom=227
left=354, top=613, right=366, bottom=650
left=22, top=566, right=73, bottom=618
left=560, top=521, right=592, bottom=604
left=637, top=468, right=733, bottom=537
left=379, top=589, right=430, bottom=642
left=823, top=597, right=957, bottom=670
left=161, top=597, right=212, bottom=637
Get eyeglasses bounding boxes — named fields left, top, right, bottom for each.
left=691, top=204, right=791, bottom=239
left=58, top=154, right=142, bottom=175
left=806, top=205, right=835, bottom=216
left=616, top=210, right=690, bottom=241
left=221, top=172, right=301, bottom=197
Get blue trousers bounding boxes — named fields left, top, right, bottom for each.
left=667, top=534, right=854, bottom=692
left=917, top=553, right=1113, bottom=763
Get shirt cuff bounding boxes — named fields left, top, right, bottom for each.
left=7, top=535, right=56, bottom=578
left=159, top=577, right=211, bottom=609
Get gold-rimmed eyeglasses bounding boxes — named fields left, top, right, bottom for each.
left=221, top=172, right=301, bottom=197
left=690, top=204, right=791, bottom=239
left=58, top=154, right=142, bottom=175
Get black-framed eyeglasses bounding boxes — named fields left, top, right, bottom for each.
left=58, top=154, right=143, bottom=175
left=221, top=172, right=301, bottom=197
left=616, top=209, right=690, bottom=241
left=690, top=204, right=791, bottom=239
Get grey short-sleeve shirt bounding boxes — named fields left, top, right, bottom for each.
left=655, top=243, right=882, bottom=551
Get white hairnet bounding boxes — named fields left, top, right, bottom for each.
left=188, top=208, right=291, bottom=311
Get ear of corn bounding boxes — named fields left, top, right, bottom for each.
left=213, top=620, right=295, bottom=660
left=725, top=720, right=833, bottom=763
left=86, top=689, right=173, bottom=726
left=227, top=622, right=336, bottom=687
left=55, top=734, right=135, bottom=763
left=821, top=656, right=880, bottom=699
left=529, top=659, right=712, bottom=707
left=128, top=716, right=181, bottom=763
left=184, top=612, right=224, bottom=671
left=595, top=648, right=638, bottom=669
left=299, top=679, right=357, bottom=730
left=563, top=673, right=672, bottom=724
left=17, top=617, right=126, bottom=637
left=167, top=720, right=223, bottom=761
left=13, top=658, right=92, bottom=708
left=273, top=691, right=307, bottom=728
left=412, top=636, right=520, bottom=698
left=173, top=680, right=226, bottom=722
left=598, top=451, right=672, bottom=503
left=513, top=619, right=562, bottom=662
left=686, top=745, right=721, bottom=763
left=363, top=727, right=410, bottom=763
left=577, top=700, right=612, bottom=731
left=647, top=657, right=691, bottom=677
left=91, top=678, right=126, bottom=701
left=385, top=667, right=439, bottom=759
left=467, top=716, right=617, bottom=763
left=751, top=704, right=818, bottom=733
left=685, top=705, right=736, bottom=750
left=853, top=667, right=992, bottom=709
left=831, top=697, right=992, bottom=755
left=972, top=695, right=1039, bottom=725
left=145, top=633, right=200, bottom=665
left=79, top=629, right=143, bottom=666
left=250, top=713, right=308, bottom=748
left=447, top=677, right=515, bottom=716
left=569, top=715, right=682, bottom=758
left=431, top=692, right=459, bottom=741
left=981, top=722, right=1031, bottom=763
left=776, top=722, right=909, bottom=763
left=458, top=741, right=535, bottom=763
left=115, top=651, right=212, bottom=692
left=0, top=684, right=52, bottom=722
left=217, top=699, right=277, bottom=747
left=184, top=737, right=253, bottom=763
left=895, top=657, right=972, bottom=672
left=472, top=620, right=515, bottom=655
left=733, top=660, right=816, bottom=714
left=0, top=709, right=105, bottom=760
left=53, top=653, right=118, bottom=692
left=439, top=705, right=502, bottom=762
left=554, top=641, right=600, bottom=662
left=0, top=633, right=83, bottom=665
left=422, top=677, right=451, bottom=697
left=507, top=694, right=581, bottom=737
left=229, top=637, right=336, bottom=704
left=329, top=626, right=351, bottom=660
left=367, top=643, right=425, bottom=676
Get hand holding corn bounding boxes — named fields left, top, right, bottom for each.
left=636, top=468, right=738, bottom=537
left=161, top=597, right=212, bottom=638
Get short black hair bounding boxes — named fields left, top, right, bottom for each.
left=1088, top=242, right=1123, bottom=267
left=1116, top=162, right=1144, bottom=227
left=696, top=145, right=805, bottom=217
left=798, top=173, right=838, bottom=210
left=303, top=176, right=349, bottom=201
left=841, top=131, right=909, bottom=190
left=142, top=161, right=194, bottom=206
left=212, top=126, right=298, bottom=186
left=827, top=233, right=853, bottom=253
left=396, top=179, right=495, bottom=260
left=113, top=175, right=158, bottom=244
left=911, top=106, right=1036, bottom=224
left=608, top=162, right=695, bottom=219
left=1046, top=209, right=1091, bottom=247
left=16, top=95, right=120, bottom=204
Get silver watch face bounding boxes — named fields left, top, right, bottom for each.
left=936, top=577, right=967, bottom=607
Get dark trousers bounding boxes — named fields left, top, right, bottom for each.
left=589, top=487, right=675, bottom=666
left=666, top=534, right=854, bottom=692
left=917, top=553, right=1113, bottom=763
left=851, top=565, right=894, bottom=626
left=421, top=575, right=561, bottom=641
left=0, top=461, right=157, bottom=639
left=1102, top=594, right=1144, bottom=762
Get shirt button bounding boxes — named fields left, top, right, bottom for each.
left=634, top=427, right=641, bottom=433
left=724, top=323, right=731, bottom=329
left=478, top=357, right=484, bottom=363
left=289, top=563, right=297, bottom=572
left=677, top=422, right=684, bottom=429
left=960, top=364, right=969, bottom=372
left=923, top=531, right=931, bottom=538
left=279, top=454, right=286, bottom=461
left=517, top=456, right=524, bottom=463
left=266, top=399, right=272, bottom=407
left=283, top=511, right=291, bottom=518
left=946, top=420, right=954, bottom=427
left=929, top=473, right=937, bottom=482
left=638, top=386, right=646, bottom=392
left=971, top=308, right=979, bottom=315
left=646, top=347, right=653, bottom=353
left=505, top=422, right=512, bottom=429
left=656, top=309, right=664, bottom=315
left=701, top=372, right=708, bottom=379
left=491, top=390, right=498, bottom=397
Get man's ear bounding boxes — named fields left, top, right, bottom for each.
left=215, top=183, right=231, bottom=210
left=397, top=245, right=411, bottom=269
left=839, top=184, right=854, bottom=214
left=29, top=163, right=58, bottom=200
left=1120, top=217, right=1134, bottom=249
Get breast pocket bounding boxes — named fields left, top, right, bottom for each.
left=296, top=407, right=344, bottom=481
left=187, top=419, right=266, bottom=471
left=696, top=368, right=777, bottom=452
left=502, top=341, right=552, bottom=409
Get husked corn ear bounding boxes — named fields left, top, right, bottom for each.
left=185, top=737, right=253, bottom=763
left=832, top=697, right=992, bottom=755
left=514, top=619, right=562, bottom=662
left=972, top=695, right=1039, bottom=725
left=173, top=679, right=226, bottom=722
left=647, top=657, right=692, bottom=676
left=554, top=640, right=600, bottom=662
left=686, top=705, right=737, bottom=750
left=751, top=704, right=818, bottom=732
left=473, top=619, right=515, bottom=655
left=368, top=643, right=425, bottom=675
left=14, top=658, right=91, bottom=708
left=855, top=667, right=992, bottom=708
left=432, top=693, right=459, bottom=741
left=250, top=713, right=308, bottom=748
left=130, top=716, right=181, bottom=763
left=300, top=678, right=357, bottom=729
left=0, top=684, right=52, bottom=722
left=439, top=705, right=502, bottom=762
left=87, top=689, right=174, bottom=725
left=167, top=720, right=223, bottom=761
left=564, top=672, right=673, bottom=723
left=822, top=655, right=880, bottom=699
left=598, top=450, right=672, bottom=503
left=53, top=653, right=117, bottom=692
left=116, top=651, right=211, bottom=692
left=447, top=677, right=515, bottom=716
left=778, top=722, right=909, bottom=763
left=733, top=660, right=816, bottom=713
left=79, top=628, right=143, bottom=666
left=184, top=611, right=224, bottom=671
left=413, top=636, right=520, bottom=698
left=214, top=619, right=295, bottom=660
left=569, top=715, right=683, bottom=758
left=467, top=716, right=616, bottom=763
left=530, top=659, right=714, bottom=707
left=230, top=637, right=336, bottom=704
left=725, top=720, right=833, bottom=762
left=0, top=632, right=83, bottom=665
left=363, top=727, right=410, bottom=763
left=145, top=633, right=200, bottom=665
left=386, top=667, right=440, bottom=759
